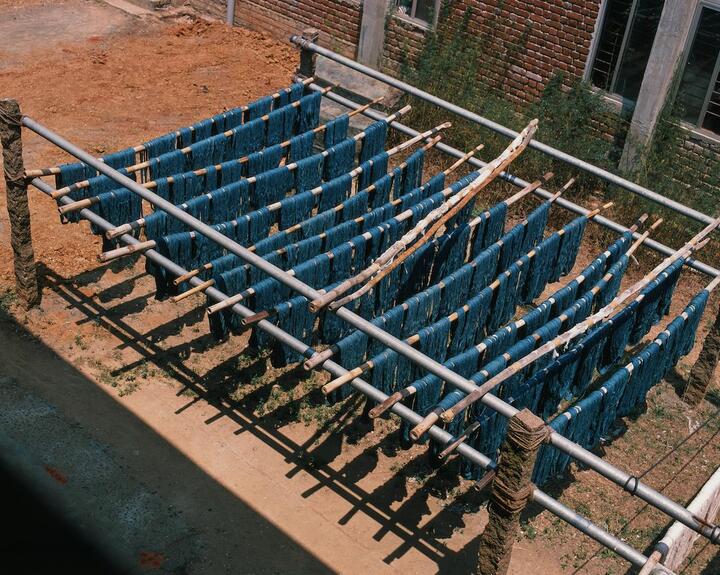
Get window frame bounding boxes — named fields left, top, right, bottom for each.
left=676, top=0, right=720, bottom=135
left=394, top=0, right=442, bottom=30
left=585, top=0, right=664, bottom=106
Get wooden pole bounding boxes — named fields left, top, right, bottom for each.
left=477, top=409, right=547, bottom=575
left=298, top=28, right=320, bottom=78
left=310, top=119, right=538, bottom=313
left=99, top=124, right=444, bottom=265
left=24, top=78, right=319, bottom=180
left=318, top=186, right=596, bottom=394
left=637, top=550, right=664, bottom=575
left=683, top=292, right=720, bottom=406
left=55, top=84, right=337, bottom=203
left=0, top=99, right=40, bottom=308
left=175, top=136, right=475, bottom=288
left=441, top=217, right=720, bottom=422
left=358, top=210, right=653, bottom=420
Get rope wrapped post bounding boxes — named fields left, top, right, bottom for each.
left=0, top=99, right=40, bottom=308
left=297, top=28, right=320, bottom=79
left=683, top=296, right=720, bottom=406
left=477, top=409, right=547, bottom=575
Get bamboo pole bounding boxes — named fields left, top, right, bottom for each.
left=171, top=141, right=484, bottom=287
left=58, top=96, right=384, bottom=216
left=98, top=123, right=446, bottom=266
left=206, top=142, right=501, bottom=317
left=365, top=212, right=653, bottom=420
left=56, top=83, right=336, bottom=201
left=23, top=77, right=318, bottom=180
left=302, top=171, right=558, bottom=372
left=438, top=216, right=720, bottom=423
left=95, top=103, right=412, bottom=238
left=437, top=421, right=481, bottom=459
left=52, top=82, right=331, bottom=201
left=320, top=198, right=612, bottom=399
left=56, top=88, right=382, bottom=216
left=308, top=120, right=539, bottom=314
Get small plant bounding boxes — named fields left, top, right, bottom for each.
left=651, top=403, right=668, bottom=419
left=521, top=521, right=537, bottom=540
left=575, top=502, right=592, bottom=518
left=74, top=335, right=88, bottom=351
left=0, top=289, right=18, bottom=311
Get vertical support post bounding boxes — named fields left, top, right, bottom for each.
left=226, top=0, right=235, bottom=26
left=618, top=1, right=696, bottom=175
left=683, top=300, right=720, bottom=406
left=0, top=99, right=40, bottom=309
left=477, top=409, right=547, bottom=575
left=357, top=0, right=392, bottom=68
left=297, top=28, right=320, bottom=79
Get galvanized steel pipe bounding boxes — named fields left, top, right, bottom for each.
left=32, top=176, right=648, bottom=567
left=22, top=115, right=717, bottom=544
left=290, top=36, right=717, bottom=229
left=313, top=84, right=719, bottom=279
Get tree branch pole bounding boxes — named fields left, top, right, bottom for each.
left=207, top=139, right=488, bottom=318
left=309, top=120, right=539, bottom=314
left=440, top=216, right=720, bottom=422
left=167, top=132, right=450, bottom=304
left=173, top=135, right=470, bottom=288
left=368, top=213, right=654, bottom=421
left=319, top=185, right=584, bottom=396
left=302, top=170, right=556, bottom=372
left=245, top=174, right=564, bottom=331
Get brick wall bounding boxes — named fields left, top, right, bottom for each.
left=381, top=0, right=602, bottom=106
left=673, top=134, right=720, bottom=211
left=382, top=16, right=426, bottom=73
left=189, top=0, right=363, bottom=57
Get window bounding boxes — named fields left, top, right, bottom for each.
left=589, top=0, right=665, bottom=102
left=395, top=0, right=440, bottom=28
left=676, top=6, right=720, bottom=133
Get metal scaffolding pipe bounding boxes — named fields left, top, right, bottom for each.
left=290, top=36, right=716, bottom=229
left=22, top=116, right=717, bottom=544
left=315, top=85, right=719, bottom=280
left=32, top=176, right=648, bottom=568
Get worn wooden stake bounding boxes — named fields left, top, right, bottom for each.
left=477, top=409, right=547, bottom=575
left=298, top=28, right=320, bottom=78
left=0, top=99, right=40, bottom=308
left=683, top=293, right=720, bottom=406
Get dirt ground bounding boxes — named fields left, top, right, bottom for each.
left=0, top=1, right=718, bottom=574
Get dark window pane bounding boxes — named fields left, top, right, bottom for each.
left=677, top=8, right=720, bottom=127
left=702, top=75, right=720, bottom=132
left=613, top=0, right=664, bottom=101
left=591, top=0, right=635, bottom=91
left=415, top=0, right=433, bottom=24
